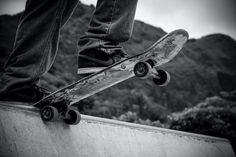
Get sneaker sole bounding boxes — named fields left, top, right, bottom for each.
left=77, top=67, right=106, bottom=74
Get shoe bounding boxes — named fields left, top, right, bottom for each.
left=77, top=47, right=129, bottom=75
left=0, top=85, right=51, bottom=103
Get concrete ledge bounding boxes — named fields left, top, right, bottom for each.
left=0, top=102, right=235, bottom=157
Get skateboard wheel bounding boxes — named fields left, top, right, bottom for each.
left=134, top=61, right=151, bottom=78
left=64, top=110, right=81, bottom=125
left=152, top=69, right=170, bottom=86
left=41, top=106, right=59, bottom=121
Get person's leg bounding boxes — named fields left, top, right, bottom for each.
left=0, top=0, right=79, bottom=102
left=77, top=0, right=138, bottom=74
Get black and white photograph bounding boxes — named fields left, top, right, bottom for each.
left=0, top=0, right=235, bottom=156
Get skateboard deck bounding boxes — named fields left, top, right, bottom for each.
left=34, top=29, right=189, bottom=124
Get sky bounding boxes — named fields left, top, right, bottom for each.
left=0, top=0, right=235, bottom=39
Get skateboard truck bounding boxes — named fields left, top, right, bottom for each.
left=133, top=60, right=170, bottom=86
left=40, top=99, right=81, bottom=125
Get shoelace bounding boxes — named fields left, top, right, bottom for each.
left=110, top=49, right=129, bottom=62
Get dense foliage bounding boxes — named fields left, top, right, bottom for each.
left=169, top=91, right=236, bottom=151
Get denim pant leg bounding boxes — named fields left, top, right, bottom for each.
left=0, top=0, right=79, bottom=95
left=78, top=0, right=138, bottom=52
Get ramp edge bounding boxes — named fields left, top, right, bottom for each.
left=0, top=101, right=231, bottom=143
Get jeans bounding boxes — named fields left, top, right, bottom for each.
left=0, top=0, right=138, bottom=96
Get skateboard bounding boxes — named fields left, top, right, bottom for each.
left=34, top=29, right=189, bottom=125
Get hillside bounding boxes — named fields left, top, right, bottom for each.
left=0, top=2, right=236, bottom=121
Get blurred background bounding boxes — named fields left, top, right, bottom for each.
left=0, top=0, right=236, bottom=152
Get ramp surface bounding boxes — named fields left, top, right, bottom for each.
left=0, top=102, right=235, bottom=157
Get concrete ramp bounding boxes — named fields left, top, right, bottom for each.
left=0, top=102, right=235, bottom=157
